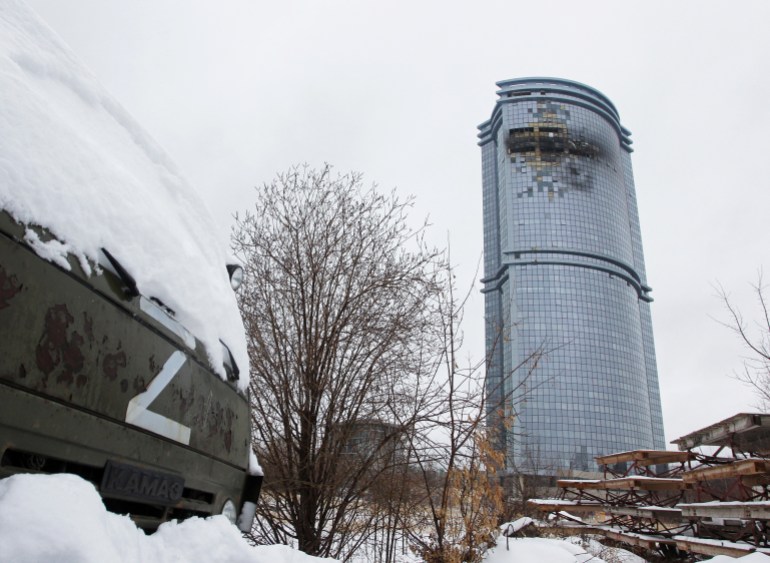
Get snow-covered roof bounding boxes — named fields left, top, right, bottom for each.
left=0, top=0, right=247, bottom=387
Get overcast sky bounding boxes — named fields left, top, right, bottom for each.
left=24, top=0, right=770, bottom=446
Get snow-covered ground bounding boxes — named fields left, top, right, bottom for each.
left=487, top=533, right=646, bottom=563
left=0, top=0, right=248, bottom=387
left=0, top=474, right=332, bottom=563
left=2, top=473, right=768, bottom=562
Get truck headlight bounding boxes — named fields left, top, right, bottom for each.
left=226, top=264, right=244, bottom=291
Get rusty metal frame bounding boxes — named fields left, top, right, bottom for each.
left=596, top=450, right=695, bottom=479
left=530, top=424, right=770, bottom=557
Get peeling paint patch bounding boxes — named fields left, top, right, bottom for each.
left=0, top=264, right=22, bottom=309
left=172, top=383, right=195, bottom=414
left=102, top=350, right=127, bottom=381
left=192, top=398, right=236, bottom=453
left=35, top=304, right=85, bottom=386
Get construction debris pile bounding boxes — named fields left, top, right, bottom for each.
left=529, top=413, right=770, bottom=559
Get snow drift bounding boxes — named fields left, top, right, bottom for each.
left=0, top=474, right=333, bottom=562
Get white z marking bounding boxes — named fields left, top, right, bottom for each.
left=126, top=351, right=192, bottom=445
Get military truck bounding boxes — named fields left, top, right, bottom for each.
left=0, top=210, right=262, bottom=531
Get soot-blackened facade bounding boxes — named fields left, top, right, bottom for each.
left=478, top=78, right=665, bottom=473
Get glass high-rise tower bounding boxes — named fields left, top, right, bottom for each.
left=478, top=78, right=665, bottom=474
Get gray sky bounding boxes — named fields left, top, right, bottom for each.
left=25, top=0, right=770, bottom=446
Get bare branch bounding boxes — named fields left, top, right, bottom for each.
left=719, top=273, right=770, bottom=411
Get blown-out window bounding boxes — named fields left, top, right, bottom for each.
left=506, top=125, right=598, bottom=158
left=506, top=125, right=566, bottom=154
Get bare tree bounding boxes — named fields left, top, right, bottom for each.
left=232, top=165, right=445, bottom=559
left=720, top=272, right=770, bottom=410
left=401, top=263, right=544, bottom=563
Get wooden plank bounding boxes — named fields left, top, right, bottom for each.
left=613, top=477, right=686, bottom=491
left=558, top=477, right=686, bottom=491
left=679, top=501, right=770, bottom=520
left=673, top=535, right=767, bottom=558
left=596, top=450, right=693, bottom=467
left=672, top=413, right=770, bottom=452
left=730, top=503, right=770, bottom=520
left=529, top=499, right=683, bottom=523
left=556, top=479, right=601, bottom=489
left=679, top=504, right=748, bottom=520
left=526, top=500, right=605, bottom=513
left=609, top=505, right=683, bottom=523
left=556, top=521, right=770, bottom=557
left=591, top=527, right=675, bottom=550
left=683, top=459, right=770, bottom=483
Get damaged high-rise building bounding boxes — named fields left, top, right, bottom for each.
left=478, top=78, right=665, bottom=474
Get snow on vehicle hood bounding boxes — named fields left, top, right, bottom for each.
left=0, top=0, right=248, bottom=388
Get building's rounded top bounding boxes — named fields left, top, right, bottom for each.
left=479, top=77, right=632, bottom=151
left=495, top=77, right=619, bottom=119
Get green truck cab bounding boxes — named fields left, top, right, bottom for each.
left=0, top=210, right=261, bottom=531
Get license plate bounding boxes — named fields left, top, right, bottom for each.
left=101, top=460, right=184, bottom=505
